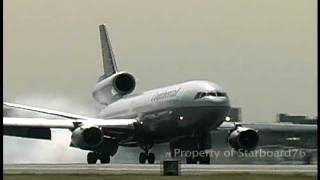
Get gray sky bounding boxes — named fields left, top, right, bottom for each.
left=3, top=0, right=317, bottom=163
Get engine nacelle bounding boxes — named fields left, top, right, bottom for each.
left=71, top=125, right=104, bottom=150
left=92, top=71, right=136, bottom=104
left=227, top=127, right=259, bottom=152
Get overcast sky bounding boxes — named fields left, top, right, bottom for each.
left=3, top=0, right=317, bottom=163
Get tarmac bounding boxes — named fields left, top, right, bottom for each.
left=3, top=164, right=317, bottom=176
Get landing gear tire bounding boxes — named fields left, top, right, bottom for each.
left=186, top=156, right=197, bottom=164
left=148, top=153, right=155, bottom=164
left=100, top=154, right=111, bottom=164
left=139, top=153, right=147, bottom=164
left=87, top=152, right=98, bottom=164
left=199, top=154, right=210, bottom=164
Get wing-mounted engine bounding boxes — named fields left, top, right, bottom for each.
left=71, top=124, right=104, bottom=150
left=92, top=71, right=136, bottom=104
left=227, top=125, right=259, bottom=152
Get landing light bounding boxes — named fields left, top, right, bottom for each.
left=225, top=116, right=231, bottom=121
left=179, top=116, right=184, bottom=120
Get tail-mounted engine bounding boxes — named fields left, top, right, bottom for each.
left=227, top=125, right=259, bottom=152
left=92, top=71, right=136, bottom=105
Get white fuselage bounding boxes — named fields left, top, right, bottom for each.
left=98, top=80, right=231, bottom=144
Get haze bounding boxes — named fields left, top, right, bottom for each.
left=3, top=0, right=317, bottom=163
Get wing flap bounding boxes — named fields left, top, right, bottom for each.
left=4, top=126, right=51, bottom=140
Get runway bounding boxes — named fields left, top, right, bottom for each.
left=4, top=164, right=317, bottom=176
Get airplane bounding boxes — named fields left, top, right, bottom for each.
left=3, top=24, right=260, bottom=164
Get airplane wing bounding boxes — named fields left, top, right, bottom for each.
left=3, top=117, right=137, bottom=129
left=3, top=102, right=138, bottom=140
left=215, top=121, right=317, bottom=150
left=4, top=102, right=92, bottom=120
left=217, top=121, right=317, bottom=131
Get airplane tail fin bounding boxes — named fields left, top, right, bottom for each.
left=93, top=25, right=136, bottom=105
left=99, top=24, right=118, bottom=77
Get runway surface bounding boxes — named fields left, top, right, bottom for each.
left=4, top=164, right=317, bottom=175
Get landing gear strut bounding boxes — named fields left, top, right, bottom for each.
left=87, top=152, right=110, bottom=164
left=185, top=150, right=210, bottom=164
left=186, top=132, right=211, bottom=164
left=139, top=144, right=155, bottom=164
left=199, top=152, right=210, bottom=164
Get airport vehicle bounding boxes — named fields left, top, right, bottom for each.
left=4, top=25, right=260, bottom=164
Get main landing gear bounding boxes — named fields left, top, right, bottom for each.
left=181, top=133, right=211, bottom=164
left=87, top=152, right=110, bottom=164
left=139, top=144, right=155, bottom=164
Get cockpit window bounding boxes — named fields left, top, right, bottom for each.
left=194, top=91, right=227, bottom=99
left=194, top=92, right=201, bottom=99
left=194, top=92, right=206, bottom=99
left=217, top=92, right=227, bottom=96
left=207, top=92, right=217, bottom=97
